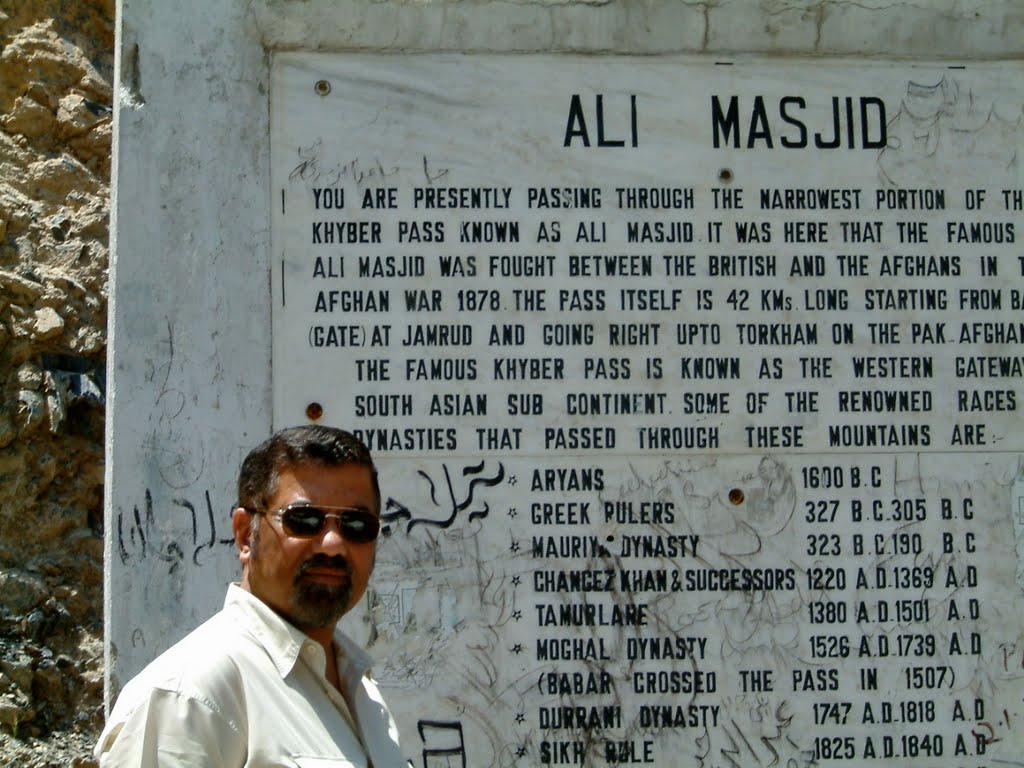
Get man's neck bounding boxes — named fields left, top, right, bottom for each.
left=304, top=624, right=335, bottom=651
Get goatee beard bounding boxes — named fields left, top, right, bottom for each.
left=290, top=554, right=353, bottom=629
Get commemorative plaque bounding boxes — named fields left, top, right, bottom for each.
left=271, top=55, right=1024, bottom=767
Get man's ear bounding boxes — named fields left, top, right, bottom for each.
left=233, top=507, right=254, bottom=565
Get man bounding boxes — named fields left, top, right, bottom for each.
left=95, top=426, right=403, bottom=766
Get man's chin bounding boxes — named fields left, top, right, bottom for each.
left=290, top=582, right=351, bottom=629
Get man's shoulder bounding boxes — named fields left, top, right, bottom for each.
left=96, top=608, right=258, bottom=761
left=113, top=606, right=258, bottom=712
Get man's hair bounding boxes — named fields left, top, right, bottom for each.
left=237, top=425, right=380, bottom=514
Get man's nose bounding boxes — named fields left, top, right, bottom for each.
left=314, top=516, right=350, bottom=552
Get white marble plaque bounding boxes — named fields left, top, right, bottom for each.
left=272, top=55, right=1024, bottom=767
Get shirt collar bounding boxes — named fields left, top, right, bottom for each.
left=333, top=625, right=374, bottom=692
left=224, top=584, right=374, bottom=682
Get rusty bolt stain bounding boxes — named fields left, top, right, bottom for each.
left=728, top=488, right=744, bottom=505
left=314, top=80, right=331, bottom=96
left=305, top=402, right=324, bottom=420
left=719, top=168, right=733, bottom=183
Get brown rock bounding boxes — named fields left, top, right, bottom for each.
left=55, top=93, right=102, bottom=139
left=0, top=654, right=34, bottom=692
left=68, top=118, right=111, bottom=169
left=31, top=662, right=64, bottom=705
left=0, top=569, right=49, bottom=614
left=16, top=388, right=45, bottom=433
left=0, top=695, right=35, bottom=728
left=15, top=361, right=43, bottom=388
left=1, top=95, right=54, bottom=138
left=28, top=155, right=100, bottom=202
left=0, top=270, right=44, bottom=301
left=0, top=413, right=16, bottom=448
left=32, top=306, right=64, bottom=340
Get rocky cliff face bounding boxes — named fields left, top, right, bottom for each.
left=0, top=0, right=112, bottom=764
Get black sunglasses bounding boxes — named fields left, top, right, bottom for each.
left=259, top=503, right=380, bottom=542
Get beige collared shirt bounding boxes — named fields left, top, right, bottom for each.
left=95, top=584, right=403, bottom=767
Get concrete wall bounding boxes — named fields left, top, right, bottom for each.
left=109, top=0, right=1024, bottom=733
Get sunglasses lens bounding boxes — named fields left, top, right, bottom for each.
left=340, top=511, right=380, bottom=543
left=281, top=506, right=326, bottom=536
left=279, top=505, right=380, bottom=542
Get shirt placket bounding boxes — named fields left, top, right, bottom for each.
left=301, top=641, right=370, bottom=763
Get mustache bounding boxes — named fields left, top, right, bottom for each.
left=295, top=554, right=352, bottom=580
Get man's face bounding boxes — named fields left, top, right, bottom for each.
left=234, top=462, right=378, bottom=633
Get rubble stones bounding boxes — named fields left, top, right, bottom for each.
left=0, top=570, right=49, bottom=615
left=32, top=307, right=64, bottom=341
left=0, top=0, right=112, bottom=763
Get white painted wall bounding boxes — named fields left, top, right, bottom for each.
left=106, top=0, right=272, bottom=695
